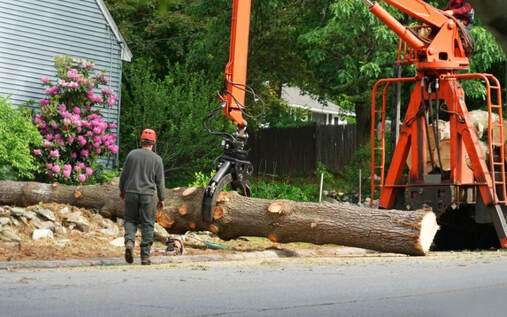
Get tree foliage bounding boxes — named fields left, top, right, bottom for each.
left=120, top=58, right=230, bottom=186
left=0, top=96, right=42, bottom=179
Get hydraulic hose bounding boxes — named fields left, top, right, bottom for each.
left=421, top=77, right=436, bottom=171
left=434, top=79, right=444, bottom=174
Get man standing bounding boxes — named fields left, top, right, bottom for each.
left=119, top=129, right=165, bottom=265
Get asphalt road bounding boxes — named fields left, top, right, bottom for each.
left=1, top=253, right=506, bottom=317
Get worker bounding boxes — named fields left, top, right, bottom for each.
left=119, top=129, right=165, bottom=265
left=443, top=0, right=474, bottom=30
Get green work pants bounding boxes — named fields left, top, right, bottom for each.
left=124, top=192, right=156, bottom=258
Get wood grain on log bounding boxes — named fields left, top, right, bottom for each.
left=0, top=180, right=439, bottom=255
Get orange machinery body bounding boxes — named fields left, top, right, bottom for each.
left=368, top=0, right=507, bottom=247
left=221, top=0, right=251, bottom=128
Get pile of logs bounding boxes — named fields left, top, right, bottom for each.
left=409, top=110, right=506, bottom=173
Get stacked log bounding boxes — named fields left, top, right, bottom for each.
left=407, top=110, right=497, bottom=172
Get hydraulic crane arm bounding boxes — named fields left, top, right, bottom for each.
left=221, top=0, right=251, bottom=128
left=202, top=0, right=254, bottom=222
left=363, top=0, right=472, bottom=71
left=381, top=0, right=448, bottom=28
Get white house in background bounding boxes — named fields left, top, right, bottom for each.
left=281, top=86, right=355, bottom=125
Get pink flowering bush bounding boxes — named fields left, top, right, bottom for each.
left=32, top=56, right=119, bottom=184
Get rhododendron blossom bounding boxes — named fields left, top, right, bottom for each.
left=78, top=174, right=87, bottom=182
left=63, top=169, right=71, bottom=178
left=33, top=56, right=118, bottom=184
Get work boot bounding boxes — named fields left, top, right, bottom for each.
left=124, top=241, right=134, bottom=264
left=141, top=257, right=151, bottom=266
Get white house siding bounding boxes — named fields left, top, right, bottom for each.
left=0, top=0, right=124, bottom=166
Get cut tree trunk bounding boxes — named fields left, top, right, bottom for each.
left=0, top=180, right=439, bottom=255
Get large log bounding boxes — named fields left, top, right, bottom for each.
left=0, top=180, right=439, bottom=255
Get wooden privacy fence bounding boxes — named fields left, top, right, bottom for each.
left=247, top=125, right=358, bottom=176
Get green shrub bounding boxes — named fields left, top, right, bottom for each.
left=0, top=96, right=42, bottom=179
left=92, top=166, right=121, bottom=184
left=187, top=170, right=215, bottom=187
left=251, top=181, right=319, bottom=202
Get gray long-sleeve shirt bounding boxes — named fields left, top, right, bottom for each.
left=119, top=149, right=165, bottom=201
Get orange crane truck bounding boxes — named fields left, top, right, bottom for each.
left=201, top=0, right=507, bottom=250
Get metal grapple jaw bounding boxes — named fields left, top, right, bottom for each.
left=202, top=131, right=253, bottom=223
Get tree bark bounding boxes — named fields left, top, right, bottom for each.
left=0, top=180, right=438, bottom=255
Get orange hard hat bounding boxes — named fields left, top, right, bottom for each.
left=141, top=129, right=157, bottom=142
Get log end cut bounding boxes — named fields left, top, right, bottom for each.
left=416, top=212, right=439, bottom=254
left=268, top=202, right=284, bottom=214
left=178, top=204, right=188, bottom=216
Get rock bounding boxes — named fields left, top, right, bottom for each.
left=102, top=218, right=116, bottom=228
left=24, top=210, right=37, bottom=220
left=10, top=207, right=26, bottom=217
left=325, top=198, right=339, bottom=204
left=64, top=212, right=90, bottom=232
left=69, top=229, right=83, bottom=236
left=116, top=218, right=124, bottom=227
left=110, top=237, right=125, bottom=247
left=0, top=206, right=10, bottom=217
left=54, top=225, right=68, bottom=235
left=54, top=239, right=70, bottom=247
left=94, top=214, right=116, bottom=229
left=33, top=207, right=56, bottom=222
left=100, top=225, right=119, bottom=236
left=93, top=213, right=104, bottom=222
left=18, top=216, right=28, bottom=225
left=40, top=221, right=56, bottom=232
left=154, top=223, right=169, bottom=242
left=32, top=229, right=54, bottom=240
left=0, top=217, right=9, bottom=226
left=10, top=217, right=20, bottom=227
left=30, top=217, right=45, bottom=229
left=0, top=228, right=21, bottom=242
left=59, top=207, right=70, bottom=215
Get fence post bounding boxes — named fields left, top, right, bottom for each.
left=358, top=169, right=362, bottom=204
left=319, top=172, right=324, bottom=203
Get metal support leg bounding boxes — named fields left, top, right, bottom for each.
left=488, top=205, right=507, bottom=248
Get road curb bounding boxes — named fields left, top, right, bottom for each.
left=0, top=247, right=374, bottom=270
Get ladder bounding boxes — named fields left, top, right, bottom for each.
left=486, top=74, right=507, bottom=204
left=370, top=82, right=389, bottom=205
left=370, top=77, right=417, bottom=206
